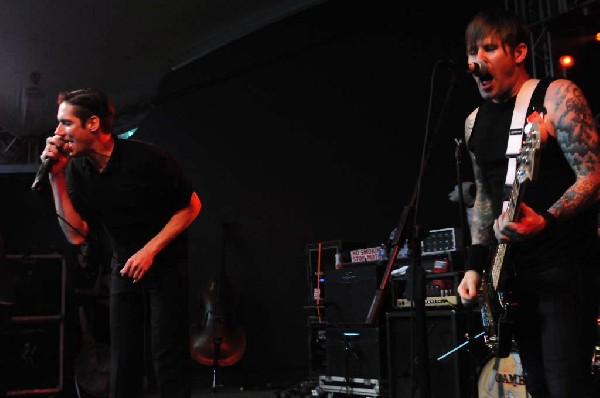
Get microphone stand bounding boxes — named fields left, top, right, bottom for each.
left=365, top=60, right=457, bottom=398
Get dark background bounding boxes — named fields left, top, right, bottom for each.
left=1, top=0, right=598, bottom=390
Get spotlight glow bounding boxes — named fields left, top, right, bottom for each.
left=558, top=55, right=575, bottom=69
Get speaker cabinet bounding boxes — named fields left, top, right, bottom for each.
left=1, top=254, right=65, bottom=396
left=325, top=325, right=386, bottom=380
left=323, top=265, right=390, bottom=325
left=305, top=240, right=365, bottom=305
left=307, top=319, right=328, bottom=379
left=0, top=320, right=63, bottom=395
left=386, top=309, right=476, bottom=398
left=7, top=254, right=65, bottom=317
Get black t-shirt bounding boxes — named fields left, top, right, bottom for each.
left=66, top=138, right=194, bottom=268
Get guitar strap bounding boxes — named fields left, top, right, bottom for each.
left=502, top=78, right=540, bottom=211
left=504, top=77, right=556, bottom=211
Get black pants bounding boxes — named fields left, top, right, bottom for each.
left=514, top=264, right=599, bottom=398
left=109, top=266, right=191, bottom=398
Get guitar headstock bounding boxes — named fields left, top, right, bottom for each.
left=516, top=110, right=546, bottom=183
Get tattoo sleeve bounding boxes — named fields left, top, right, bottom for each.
left=465, top=121, right=495, bottom=247
left=469, top=152, right=495, bottom=246
left=548, top=80, right=600, bottom=218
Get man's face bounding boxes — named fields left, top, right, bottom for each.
left=56, top=102, right=95, bottom=157
left=467, top=35, right=524, bottom=103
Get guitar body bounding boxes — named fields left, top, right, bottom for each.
left=480, top=244, right=517, bottom=358
left=480, top=111, right=546, bottom=358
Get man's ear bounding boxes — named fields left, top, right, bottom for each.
left=515, top=43, right=528, bottom=65
left=86, top=115, right=100, bottom=133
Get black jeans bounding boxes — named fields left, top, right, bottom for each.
left=514, top=263, right=599, bottom=398
left=109, top=266, right=191, bottom=398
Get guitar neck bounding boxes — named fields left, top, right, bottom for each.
left=490, top=177, right=526, bottom=290
left=491, top=243, right=507, bottom=289
left=506, top=177, right=523, bottom=222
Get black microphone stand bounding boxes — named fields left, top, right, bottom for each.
left=365, top=60, right=458, bottom=398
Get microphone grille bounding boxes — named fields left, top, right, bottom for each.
left=476, top=61, right=488, bottom=75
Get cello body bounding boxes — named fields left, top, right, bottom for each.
left=189, top=223, right=246, bottom=367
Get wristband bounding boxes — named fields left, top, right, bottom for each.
left=465, top=244, right=490, bottom=273
left=541, top=211, right=557, bottom=230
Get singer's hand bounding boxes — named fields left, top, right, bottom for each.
left=41, top=134, right=70, bottom=174
left=119, top=247, right=155, bottom=283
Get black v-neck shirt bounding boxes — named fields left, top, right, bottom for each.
left=66, top=137, right=194, bottom=266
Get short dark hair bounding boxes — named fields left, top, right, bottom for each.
left=57, top=88, right=115, bottom=132
left=465, top=8, right=530, bottom=55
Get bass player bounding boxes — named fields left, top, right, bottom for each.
left=456, top=7, right=600, bottom=398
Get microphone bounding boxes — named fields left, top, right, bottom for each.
left=31, top=157, right=55, bottom=191
left=466, top=61, right=488, bottom=76
left=437, top=59, right=488, bottom=77
left=31, top=135, right=71, bottom=191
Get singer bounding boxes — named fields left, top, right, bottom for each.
left=40, top=88, right=201, bottom=398
left=456, top=8, right=600, bottom=398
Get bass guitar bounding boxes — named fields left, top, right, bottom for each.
left=480, top=110, right=546, bottom=358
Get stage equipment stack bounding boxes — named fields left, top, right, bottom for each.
left=306, top=240, right=391, bottom=397
left=304, top=226, right=486, bottom=397
left=0, top=253, right=65, bottom=396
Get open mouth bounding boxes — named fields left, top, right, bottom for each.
left=479, top=74, right=493, bottom=88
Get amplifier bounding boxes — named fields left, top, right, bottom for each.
left=391, top=271, right=461, bottom=310
left=6, top=254, right=65, bottom=318
left=396, top=295, right=458, bottom=308
left=386, top=309, right=484, bottom=398
left=1, top=254, right=66, bottom=396
left=318, top=376, right=386, bottom=397
left=323, top=265, right=389, bottom=324
left=306, top=240, right=364, bottom=304
left=325, top=326, right=386, bottom=380
left=0, top=319, right=64, bottom=396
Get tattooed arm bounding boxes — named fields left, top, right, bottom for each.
left=544, top=79, right=600, bottom=218
left=467, top=136, right=496, bottom=248
left=494, top=79, right=600, bottom=243
left=457, top=115, right=497, bottom=301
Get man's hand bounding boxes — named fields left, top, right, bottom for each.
left=457, top=270, right=481, bottom=304
left=494, top=203, right=546, bottom=243
left=42, top=133, right=71, bottom=175
left=120, top=247, right=155, bottom=283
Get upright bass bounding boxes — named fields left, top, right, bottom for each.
left=189, top=222, right=246, bottom=381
